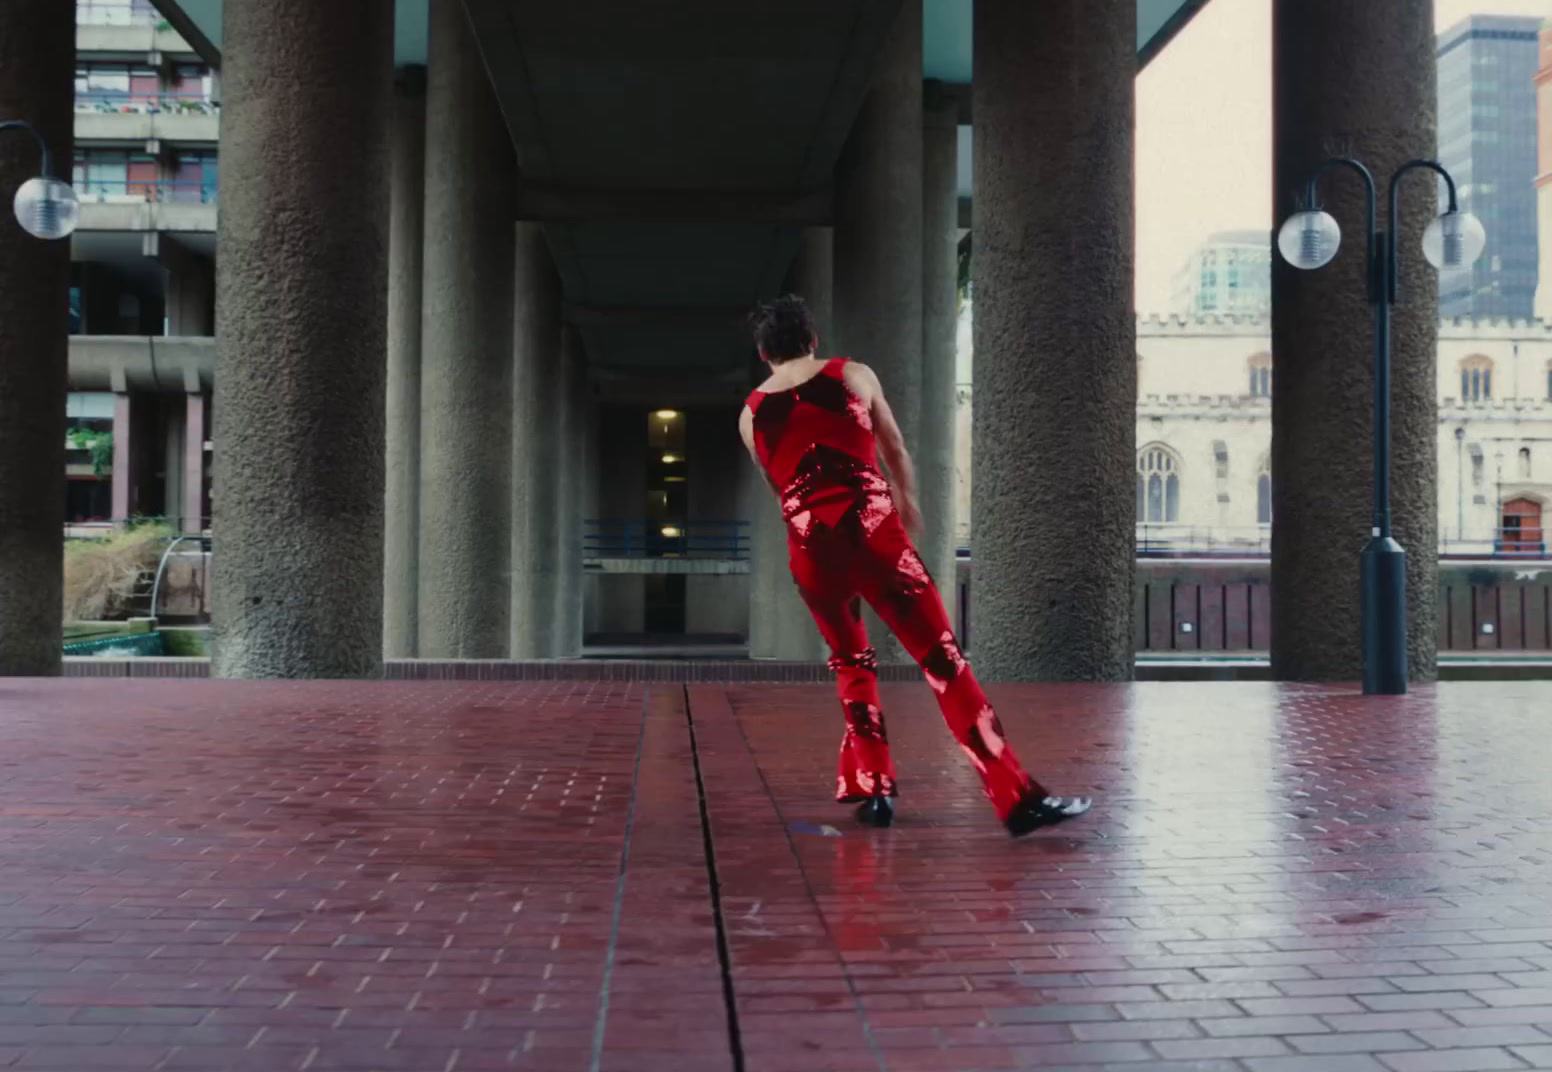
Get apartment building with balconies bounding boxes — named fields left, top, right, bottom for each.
left=68, top=0, right=216, bottom=531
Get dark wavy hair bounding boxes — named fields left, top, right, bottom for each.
left=748, top=295, right=818, bottom=364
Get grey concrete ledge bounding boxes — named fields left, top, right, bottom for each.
left=60, top=655, right=1552, bottom=682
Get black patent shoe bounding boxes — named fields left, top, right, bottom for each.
left=1005, top=795, right=1092, bottom=839
left=855, top=796, right=895, bottom=828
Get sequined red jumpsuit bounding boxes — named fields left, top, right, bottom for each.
left=745, top=358, right=1047, bottom=820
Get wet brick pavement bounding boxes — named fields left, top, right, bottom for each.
left=0, top=679, right=1549, bottom=1071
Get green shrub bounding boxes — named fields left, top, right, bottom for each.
left=63, top=523, right=172, bottom=622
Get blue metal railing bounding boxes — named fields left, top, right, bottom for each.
left=1493, top=540, right=1548, bottom=557
left=73, top=180, right=218, bottom=204
left=585, top=520, right=750, bottom=560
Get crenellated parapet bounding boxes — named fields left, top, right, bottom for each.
left=1136, top=393, right=1272, bottom=417
left=1133, top=312, right=1552, bottom=341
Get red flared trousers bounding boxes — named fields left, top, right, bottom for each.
left=788, top=510, right=1046, bottom=820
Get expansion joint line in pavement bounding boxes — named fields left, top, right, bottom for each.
left=709, top=687, right=892, bottom=1072
left=682, top=685, right=748, bottom=1072
left=588, top=689, right=650, bottom=1072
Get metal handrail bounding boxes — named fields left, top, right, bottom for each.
left=585, top=519, right=750, bottom=560
left=149, top=533, right=209, bottom=620
left=76, top=2, right=162, bottom=26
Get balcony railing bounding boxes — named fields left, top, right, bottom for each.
left=1135, top=524, right=1272, bottom=557
left=77, top=1, right=163, bottom=26
left=75, top=93, right=218, bottom=116
left=75, top=180, right=218, bottom=204
left=585, top=520, right=749, bottom=560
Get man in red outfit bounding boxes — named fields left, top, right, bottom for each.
left=739, top=295, right=1091, bottom=837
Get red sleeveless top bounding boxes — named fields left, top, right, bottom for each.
left=745, top=358, right=894, bottom=534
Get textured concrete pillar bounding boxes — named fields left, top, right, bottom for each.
left=509, top=222, right=562, bottom=657
left=183, top=392, right=206, bottom=533
left=383, top=69, right=426, bottom=659
left=212, top=0, right=392, bottom=678
left=552, top=328, right=586, bottom=658
left=749, top=228, right=831, bottom=661
left=1271, top=0, right=1438, bottom=682
left=834, top=2, right=922, bottom=663
left=417, top=0, right=515, bottom=658
left=0, top=0, right=71, bottom=675
left=971, top=0, right=1136, bottom=682
left=920, top=86, right=960, bottom=606
left=111, top=393, right=135, bottom=520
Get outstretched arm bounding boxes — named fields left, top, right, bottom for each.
left=844, top=363, right=921, bottom=538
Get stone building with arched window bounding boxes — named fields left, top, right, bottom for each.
left=954, top=309, right=1552, bottom=556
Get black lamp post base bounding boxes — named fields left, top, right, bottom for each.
left=1360, top=536, right=1408, bottom=694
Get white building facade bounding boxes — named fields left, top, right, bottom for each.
left=954, top=307, right=1552, bottom=557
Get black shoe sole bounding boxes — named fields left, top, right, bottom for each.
left=855, top=796, right=895, bottom=828
left=1006, top=796, right=1092, bottom=839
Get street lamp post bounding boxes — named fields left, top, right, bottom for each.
left=1278, top=157, right=1485, bottom=695
left=0, top=118, right=80, bottom=239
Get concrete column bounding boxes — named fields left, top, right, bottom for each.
left=161, top=244, right=214, bottom=336
left=920, top=86, right=960, bottom=607
left=1271, top=0, right=1438, bottom=682
left=111, top=392, right=135, bottom=521
left=834, top=1, right=922, bottom=663
left=595, top=406, right=645, bottom=636
left=383, top=68, right=426, bottom=659
left=972, top=0, right=1136, bottom=682
left=749, top=228, right=831, bottom=661
left=183, top=391, right=206, bottom=533
left=509, top=222, right=562, bottom=658
left=211, top=0, right=392, bottom=678
left=417, top=0, right=515, bottom=658
left=163, top=402, right=186, bottom=528
left=583, top=387, right=602, bottom=640
left=552, top=328, right=586, bottom=658
left=0, top=0, right=71, bottom=674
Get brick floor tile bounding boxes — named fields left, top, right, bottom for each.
left=1377, top=1049, right=1529, bottom=1072
left=1244, top=1056, right=1392, bottom=1072
left=1321, top=1011, right=1458, bottom=1033
left=4, top=678, right=1552, bottom=1070
left=1290, top=1031, right=1428, bottom=1055
left=1153, top=1036, right=1294, bottom=1059
left=1410, top=1024, right=1551, bottom=1048
left=1198, top=1015, right=1330, bottom=1037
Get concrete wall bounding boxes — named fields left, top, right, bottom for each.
left=75, top=23, right=198, bottom=56
left=77, top=201, right=217, bottom=233
left=74, top=111, right=219, bottom=144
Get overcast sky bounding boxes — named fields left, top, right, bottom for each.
left=1134, top=0, right=1551, bottom=312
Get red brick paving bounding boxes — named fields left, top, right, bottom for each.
left=0, top=681, right=1550, bottom=1070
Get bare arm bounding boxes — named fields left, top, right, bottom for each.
left=739, top=405, right=778, bottom=495
left=844, top=363, right=921, bottom=536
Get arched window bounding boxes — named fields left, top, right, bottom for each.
left=1520, top=447, right=1533, bottom=481
left=1256, top=456, right=1272, bottom=525
left=1247, top=353, right=1272, bottom=398
left=1136, top=445, right=1181, bottom=524
left=1460, top=355, right=1494, bottom=402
